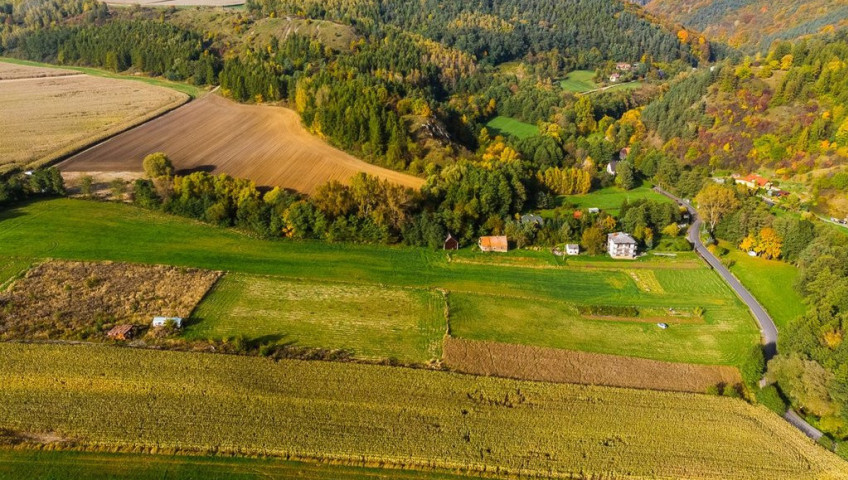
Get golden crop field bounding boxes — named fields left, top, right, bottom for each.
left=0, top=343, right=844, bottom=480
left=59, top=94, right=425, bottom=193
left=0, top=62, right=188, bottom=174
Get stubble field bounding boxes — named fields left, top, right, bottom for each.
left=59, top=94, right=425, bottom=193
left=0, top=62, right=188, bottom=174
left=0, top=342, right=844, bottom=480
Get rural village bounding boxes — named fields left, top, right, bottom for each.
left=1, top=0, right=848, bottom=479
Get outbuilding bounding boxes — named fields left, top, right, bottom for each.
left=478, top=236, right=508, bottom=253
left=443, top=234, right=459, bottom=250
left=565, top=244, right=580, bottom=256
left=152, top=316, right=183, bottom=328
left=106, top=324, right=135, bottom=341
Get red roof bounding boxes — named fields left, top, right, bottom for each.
left=742, top=174, right=769, bottom=187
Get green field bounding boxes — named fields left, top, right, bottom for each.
left=0, top=57, right=204, bottom=98
left=559, top=70, right=597, bottom=92
left=0, top=449, right=472, bottom=480
left=720, top=241, right=806, bottom=330
left=186, top=274, right=446, bottom=363
left=0, top=199, right=756, bottom=366
left=0, top=342, right=843, bottom=480
left=554, top=184, right=672, bottom=215
left=484, top=116, right=539, bottom=139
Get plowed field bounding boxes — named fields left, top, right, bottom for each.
left=60, top=94, right=424, bottom=193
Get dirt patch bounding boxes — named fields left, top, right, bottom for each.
left=443, top=337, right=741, bottom=393
left=0, top=261, right=221, bottom=339
left=59, top=94, right=425, bottom=194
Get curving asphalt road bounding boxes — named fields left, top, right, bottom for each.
left=653, top=186, right=823, bottom=441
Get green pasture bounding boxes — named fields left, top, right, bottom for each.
left=559, top=70, right=597, bottom=92
left=0, top=199, right=756, bottom=365
left=0, top=449, right=472, bottom=480
left=552, top=184, right=672, bottom=215
left=187, top=274, right=445, bottom=363
left=720, top=241, right=806, bottom=330
left=485, top=116, right=539, bottom=139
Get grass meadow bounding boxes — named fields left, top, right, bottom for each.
left=720, top=241, right=806, bottom=329
left=559, top=70, right=596, bottom=92
left=0, top=199, right=758, bottom=366
left=484, top=116, right=539, bottom=139
left=555, top=184, right=672, bottom=214
left=187, top=274, right=446, bottom=362
left=0, top=342, right=842, bottom=480
left=0, top=449, right=473, bottom=480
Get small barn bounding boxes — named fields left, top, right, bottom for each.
left=566, top=244, right=580, bottom=256
left=152, top=316, right=183, bottom=328
left=478, top=236, right=508, bottom=253
left=443, top=233, right=459, bottom=250
left=106, top=324, right=135, bottom=341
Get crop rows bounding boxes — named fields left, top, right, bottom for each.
left=0, top=343, right=842, bottom=479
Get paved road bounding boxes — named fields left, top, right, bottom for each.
left=653, top=186, right=824, bottom=441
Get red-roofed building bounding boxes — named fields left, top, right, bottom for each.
left=735, top=173, right=771, bottom=190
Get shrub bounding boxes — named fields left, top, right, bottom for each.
left=722, top=384, right=741, bottom=398
left=705, top=384, right=720, bottom=395
left=756, top=385, right=788, bottom=414
left=142, top=152, right=174, bottom=179
left=740, top=344, right=765, bottom=388
left=80, top=175, right=94, bottom=197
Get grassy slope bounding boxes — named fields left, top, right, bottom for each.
left=0, top=57, right=204, bottom=98
left=720, top=241, right=806, bottom=330
left=0, top=199, right=756, bottom=365
left=484, top=116, right=539, bottom=139
left=555, top=184, right=672, bottom=215
left=0, top=342, right=844, bottom=480
left=0, top=449, right=472, bottom=480
left=559, top=70, right=596, bottom=92
left=186, top=274, right=446, bottom=362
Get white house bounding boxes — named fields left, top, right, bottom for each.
left=609, top=72, right=621, bottom=83
left=608, top=232, right=637, bottom=259
left=606, top=160, right=619, bottom=176
left=565, top=244, right=580, bottom=256
left=152, top=316, right=183, bottom=328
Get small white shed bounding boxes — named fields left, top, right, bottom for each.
left=152, top=316, right=183, bottom=328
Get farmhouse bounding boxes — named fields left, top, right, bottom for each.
left=616, top=62, right=633, bottom=71
left=106, top=324, right=135, bottom=340
left=734, top=173, right=771, bottom=190
left=566, top=244, right=580, bottom=256
left=609, top=72, right=621, bottom=83
left=443, top=233, right=459, bottom=250
left=479, top=236, right=508, bottom=253
left=152, top=316, right=183, bottom=328
left=608, top=232, right=637, bottom=259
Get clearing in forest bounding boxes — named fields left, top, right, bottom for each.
left=60, top=94, right=425, bottom=193
left=0, top=61, right=188, bottom=174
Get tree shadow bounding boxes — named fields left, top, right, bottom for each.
left=175, top=165, right=216, bottom=176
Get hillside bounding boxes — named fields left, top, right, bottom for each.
left=641, top=0, right=848, bottom=50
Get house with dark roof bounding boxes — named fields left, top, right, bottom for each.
left=443, top=234, right=459, bottom=250
left=607, top=232, right=637, bottom=259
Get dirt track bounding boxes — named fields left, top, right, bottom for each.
left=60, top=95, right=424, bottom=194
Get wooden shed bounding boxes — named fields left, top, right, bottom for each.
left=106, top=324, right=135, bottom=341
left=443, top=234, right=459, bottom=250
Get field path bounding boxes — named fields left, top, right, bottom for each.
left=654, top=185, right=824, bottom=441
left=59, top=94, right=424, bottom=193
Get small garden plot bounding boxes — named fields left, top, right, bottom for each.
left=0, top=261, right=220, bottom=339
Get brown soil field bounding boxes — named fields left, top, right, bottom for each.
left=0, top=261, right=221, bottom=339
left=60, top=94, right=425, bottom=194
left=442, top=336, right=742, bottom=393
left=0, top=62, right=188, bottom=174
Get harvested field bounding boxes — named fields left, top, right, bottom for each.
left=0, top=62, right=188, bottom=174
left=60, top=94, right=425, bottom=193
left=106, top=0, right=245, bottom=5
left=0, top=261, right=220, bottom=339
left=0, top=63, right=76, bottom=80
left=0, top=342, right=845, bottom=480
left=442, top=337, right=742, bottom=393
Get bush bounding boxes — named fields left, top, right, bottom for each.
left=756, top=385, right=788, bottom=414
left=741, top=344, right=765, bottom=388
left=722, top=384, right=741, bottom=398
left=836, top=441, right=848, bottom=461
left=577, top=305, right=639, bottom=317
left=142, top=152, right=174, bottom=179
left=705, top=384, right=720, bottom=395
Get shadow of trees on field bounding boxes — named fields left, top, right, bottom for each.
left=175, top=164, right=216, bottom=176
